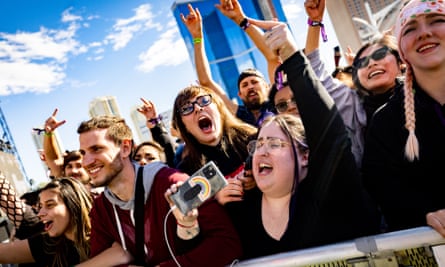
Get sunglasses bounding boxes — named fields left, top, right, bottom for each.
left=275, top=98, right=297, bottom=113
left=353, top=46, right=392, bottom=69
left=179, top=94, right=212, bottom=116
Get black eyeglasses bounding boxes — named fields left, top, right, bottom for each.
left=179, top=94, right=212, bottom=116
left=275, top=98, right=297, bottom=113
left=353, top=46, right=392, bottom=69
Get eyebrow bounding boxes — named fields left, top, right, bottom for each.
left=40, top=199, right=57, bottom=206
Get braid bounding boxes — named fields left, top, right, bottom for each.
left=403, top=66, right=419, bottom=161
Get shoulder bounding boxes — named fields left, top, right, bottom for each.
left=154, top=166, right=189, bottom=186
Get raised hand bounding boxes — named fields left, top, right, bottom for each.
left=180, top=3, right=202, bottom=38
left=261, top=23, right=299, bottom=62
left=215, top=0, right=245, bottom=24
left=137, top=97, right=157, bottom=120
left=305, top=0, right=325, bottom=21
left=44, top=108, right=66, bottom=134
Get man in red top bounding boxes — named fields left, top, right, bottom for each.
left=78, top=115, right=241, bottom=267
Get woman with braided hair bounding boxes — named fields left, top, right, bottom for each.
left=361, top=0, right=445, bottom=235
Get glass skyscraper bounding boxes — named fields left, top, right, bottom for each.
left=172, top=0, right=288, bottom=103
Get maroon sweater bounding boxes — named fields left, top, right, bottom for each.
left=90, top=166, right=242, bottom=267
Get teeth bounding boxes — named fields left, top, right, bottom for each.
left=88, top=167, right=100, bottom=174
left=369, top=70, right=384, bottom=78
left=418, top=44, right=436, bottom=52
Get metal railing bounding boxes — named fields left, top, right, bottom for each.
left=233, top=227, right=445, bottom=267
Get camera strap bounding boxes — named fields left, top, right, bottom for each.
left=134, top=166, right=145, bottom=265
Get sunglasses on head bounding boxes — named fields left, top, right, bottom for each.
left=179, top=94, right=212, bottom=116
left=353, top=46, right=392, bottom=69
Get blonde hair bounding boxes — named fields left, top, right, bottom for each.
left=392, top=0, right=445, bottom=161
left=402, top=66, right=419, bottom=161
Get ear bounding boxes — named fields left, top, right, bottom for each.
left=120, top=139, right=133, bottom=159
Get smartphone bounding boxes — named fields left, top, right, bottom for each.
left=244, top=155, right=252, bottom=171
left=170, top=161, right=227, bottom=214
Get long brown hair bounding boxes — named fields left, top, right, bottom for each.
left=172, top=85, right=257, bottom=172
left=40, top=177, right=92, bottom=266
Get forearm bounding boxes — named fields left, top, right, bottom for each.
left=194, top=38, right=237, bottom=113
left=305, top=23, right=320, bottom=55
left=150, top=123, right=176, bottom=167
left=75, top=242, right=132, bottom=267
left=43, top=133, right=64, bottom=177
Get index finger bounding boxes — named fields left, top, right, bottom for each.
left=52, top=108, right=59, bottom=117
left=140, top=97, right=149, bottom=105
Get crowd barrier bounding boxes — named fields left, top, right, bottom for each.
left=233, top=227, right=445, bottom=267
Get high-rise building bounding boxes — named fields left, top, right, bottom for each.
left=171, top=0, right=288, bottom=103
left=326, top=0, right=403, bottom=53
left=130, top=107, right=174, bottom=144
left=31, top=126, right=64, bottom=179
left=89, top=96, right=122, bottom=118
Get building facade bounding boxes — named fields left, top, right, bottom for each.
left=326, top=0, right=402, bottom=53
left=172, top=0, right=288, bottom=103
left=89, top=96, right=122, bottom=118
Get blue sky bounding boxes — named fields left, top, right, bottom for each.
left=0, top=0, right=340, bottom=185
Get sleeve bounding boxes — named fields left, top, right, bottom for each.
left=157, top=169, right=242, bottom=267
left=282, top=50, right=348, bottom=151
left=307, top=49, right=366, bottom=165
left=160, top=199, right=242, bottom=267
left=150, top=122, right=176, bottom=168
left=28, top=234, right=47, bottom=266
left=89, top=196, right=116, bottom=257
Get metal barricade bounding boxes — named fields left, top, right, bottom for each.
left=233, top=227, right=445, bottom=267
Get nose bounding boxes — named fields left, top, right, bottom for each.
left=37, top=207, right=46, bottom=219
left=255, top=145, right=269, bottom=155
left=82, top=153, right=94, bottom=167
left=139, top=158, right=147, bottom=165
left=417, top=23, right=432, bottom=40
left=193, top=102, right=204, bottom=113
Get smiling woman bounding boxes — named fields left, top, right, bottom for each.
left=0, top=177, right=92, bottom=267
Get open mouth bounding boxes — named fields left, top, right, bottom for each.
left=258, top=163, right=272, bottom=174
left=43, top=220, right=54, bottom=232
left=247, top=90, right=258, bottom=99
left=198, top=117, right=213, bottom=133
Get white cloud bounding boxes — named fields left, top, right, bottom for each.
left=0, top=8, right=87, bottom=95
left=0, top=60, right=65, bottom=95
left=136, top=26, right=188, bottom=73
left=106, top=4, right=162, bottom=51
left=62, top=8, right=82, bottom=23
